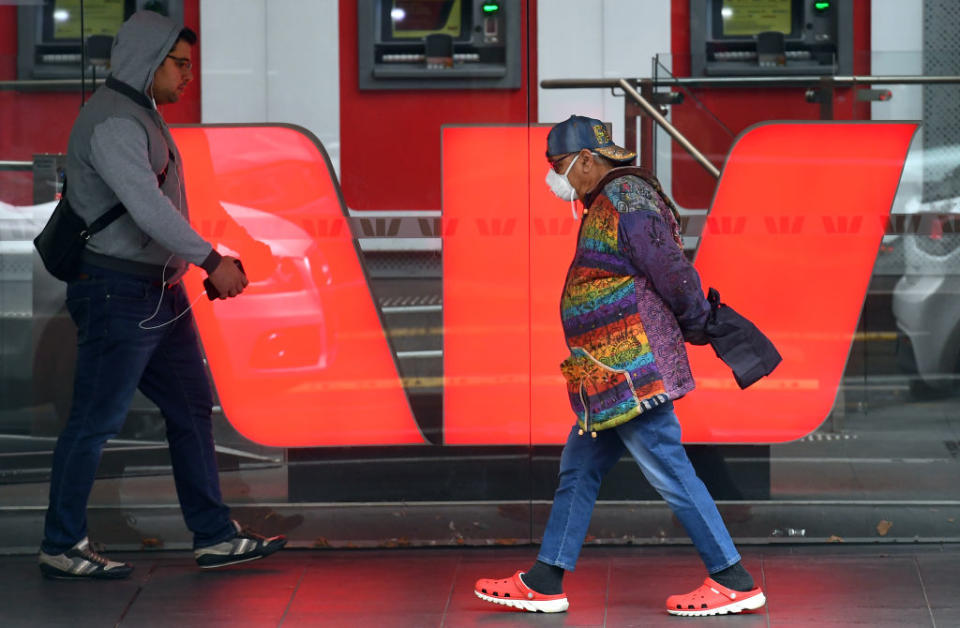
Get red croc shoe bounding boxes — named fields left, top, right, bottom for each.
left=666, top=577, right=766, bottom=617
left=474, top=570, right=569, bottom=613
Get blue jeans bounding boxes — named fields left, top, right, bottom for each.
left=42, top=265, right=235, bottom=554
left=537, top=402, right=741, bottom=574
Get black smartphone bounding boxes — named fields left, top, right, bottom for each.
left=203, top=259, right=245, bottom=300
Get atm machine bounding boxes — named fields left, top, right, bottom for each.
left=690, top=0, right=853, bottom=77
left=17, top=0, right=184, bottom=80
left=357, top=0, right=521, bottom=90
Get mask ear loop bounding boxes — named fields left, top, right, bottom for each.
left=568, top=151, right=605, bottom=219
left=563, top=153, right=581, bottom=220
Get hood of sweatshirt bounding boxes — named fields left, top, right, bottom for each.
left=108, top=10, right=182, bottom=104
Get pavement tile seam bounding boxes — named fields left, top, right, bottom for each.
left=602, top=561, right=611, bottom=628
left=277, top=564, right=308, bottom=626
left=437, top=553, right=461, bottom=627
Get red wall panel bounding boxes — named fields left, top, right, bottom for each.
left=338, top=0, right=537, bottom=212
left=0, top=6, right=14, bottom=77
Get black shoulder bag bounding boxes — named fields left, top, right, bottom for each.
left=33, top=164, right=169, bottom=281
left=704, top=287, right=783, bottom=389
left=32, top=176, right=127, bottom=281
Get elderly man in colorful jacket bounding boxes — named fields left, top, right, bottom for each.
left=474, top=115, right=766, bottom=617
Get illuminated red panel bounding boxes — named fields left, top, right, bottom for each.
left=527, top=126, right=590, bottom=444
left=442, top=127, right=533, bottom=444
left=443, top=125, right=641, bottom=445
left=675, top=121, right=918, bottom=442
left=443, top=122, right=916, bottom=444
left=171, top=126, right=425, bottom=447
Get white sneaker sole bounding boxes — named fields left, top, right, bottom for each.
left=197, top=554, right=266, bottom=569
left=196, top=539, right=286, bottom=569
left=475, top=590, right=569, bottom=613
left=667, top=591, right=766, bottom=617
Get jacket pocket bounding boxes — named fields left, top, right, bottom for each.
left=560, top=347, right=641, bottom=431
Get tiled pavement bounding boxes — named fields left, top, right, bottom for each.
left=1, top=543, right=958, bottom=627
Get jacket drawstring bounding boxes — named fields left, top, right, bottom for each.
left=577, top=381, right=597, bottom=438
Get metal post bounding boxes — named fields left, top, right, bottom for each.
left=623, top=81, right=639, bottom=155
left=819, top=76, right=834, bottom=120
left=638, top=79, right=656, bottom=173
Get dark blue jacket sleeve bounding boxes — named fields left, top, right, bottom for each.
left=618, top=209, right=710, bottom=344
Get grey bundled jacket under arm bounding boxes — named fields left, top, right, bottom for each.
left=65, top=10, right=220, bottom=280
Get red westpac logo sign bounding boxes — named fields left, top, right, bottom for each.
left=171, top=122, right=918, bottom=447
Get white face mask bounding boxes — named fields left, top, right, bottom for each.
left=545, top=153, right=580, bottom=219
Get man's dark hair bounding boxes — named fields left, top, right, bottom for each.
left=176, top=27, right=197, bottom=46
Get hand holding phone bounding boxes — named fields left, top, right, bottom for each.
left=204, top=258, right=246, bottom=300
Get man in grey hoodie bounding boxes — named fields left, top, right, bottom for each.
left=38, top=10, right=285, bottom=580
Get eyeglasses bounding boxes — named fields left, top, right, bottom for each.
left=548, top=152, right=576, bottom=174
left=166, top=54, right=193, bottom=72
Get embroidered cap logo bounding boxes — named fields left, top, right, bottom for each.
left=592, top=124, right=610, bottom=146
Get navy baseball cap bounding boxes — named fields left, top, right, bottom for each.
left=546, top=115, right=636, bottom=163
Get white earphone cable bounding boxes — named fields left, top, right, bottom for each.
left=138, top=164, right=209, bottom=330
left=138, top=287, right=207, bottom=330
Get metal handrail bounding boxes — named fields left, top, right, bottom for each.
left=0, top=161, right=32, bottom=171
left=0, top=78, right=106, bottom=91
left=617, top=79, right=720, bottom=180
left=542, top=74, right=960, bottom=178
left=542, top=75, right=960, bottom=89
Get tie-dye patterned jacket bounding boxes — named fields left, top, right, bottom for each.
left=560, top=167, right=709, bottom=435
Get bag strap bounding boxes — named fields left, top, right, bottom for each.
left=69, top=159, right=172, bottom=240
left=706, top=287, right=722, bottom=324
left=81, top=202, right=127, bottom=240
left=707, top=287, right=721, bottom=308
left=105, top=75, right=153, bottom=109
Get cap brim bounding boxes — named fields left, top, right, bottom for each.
left=595, top=145, right=637, bottom=162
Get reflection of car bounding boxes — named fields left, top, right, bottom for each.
left=208, top=202, right=335, bottom=375
left=887, top=144, right=960, bottom=241
left=892, top=219, right=960, bottom=395
left=0, top=198, right=332, bottom=435
left=891, top=142, right=960, bottom=395
left=0, top=199, right=66, bottom=432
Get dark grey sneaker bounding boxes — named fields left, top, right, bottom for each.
left=38, top=537, right=133, bottom=580
left=194, top=521, right=287, bottom=569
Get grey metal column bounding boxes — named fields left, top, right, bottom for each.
left=923, top=0, right=960, bottom=202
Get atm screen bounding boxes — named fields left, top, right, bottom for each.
left=385, top=0, right=464, bottom=40
left=48, top=0, right=126, bottom=41
left=719, top=0, right=793, bottom=37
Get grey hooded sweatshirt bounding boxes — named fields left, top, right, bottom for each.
left=65, top=10, right=220, bottom=280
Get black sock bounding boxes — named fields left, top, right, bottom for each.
left=520, top=560, right=565, bottom=595
left=710, top=561, right=755, bottom=592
